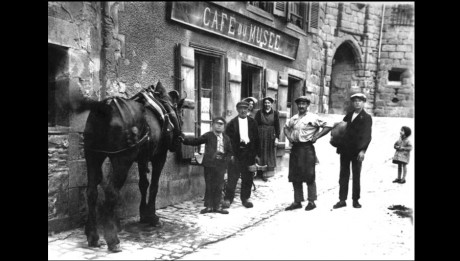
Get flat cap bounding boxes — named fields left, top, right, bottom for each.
left=261, top=96, right=275, bottom=103
left=350, top=93, right=367, bottom=101
left=294, top=96, right=311, bottom=104
left=212, top=117, right=226, bottom=125
left=236, top=101, right=250, bottom=108
left=243, top=97, right=258, bottom=104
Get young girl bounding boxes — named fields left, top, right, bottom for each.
left=392, top=126, right=412, bottom=184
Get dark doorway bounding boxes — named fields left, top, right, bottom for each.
left=329, top=43, right=358, bottom=114
left=288, top=76, right=303, bottom=116
left=241, top=62, right=263, bottom=110
left=48, top=43, right=69, bottom=127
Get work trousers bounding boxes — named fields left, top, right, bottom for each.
left=224, top=158, right=254, bottom=203
left=203, top=165, right=226, bottom=209
left=293, top=181, right=317, bottom=203
left=339, top=153, right=362, bottom=201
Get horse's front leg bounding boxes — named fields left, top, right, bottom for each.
left=145, top=151, right=168, bottom=227
left=137, top=145, right=150, bottom=223
left=103, top=154, right=133, bottom=253
left=84, top=151, right=105, bottom=248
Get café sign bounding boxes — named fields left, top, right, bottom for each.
left=170, top=2, right=299, bottom=60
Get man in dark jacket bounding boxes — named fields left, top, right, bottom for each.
left=179, top=117, right=233, bottom=214
left=222, top=101, right=260, bottom=209
left=333, top=93, right=372, bottom=209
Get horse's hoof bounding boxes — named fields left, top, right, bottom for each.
left=108, top=244, right=122, bottom=253
left=88, top=239, right=105, bottom=248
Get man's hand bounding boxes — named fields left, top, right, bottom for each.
left=357, top=150, right=365, bottom=162
left=177, top=136, right=184, bottom=143
left=311, top=135, right=318, bottom=143
left=255, top=156, right=261, bottom=164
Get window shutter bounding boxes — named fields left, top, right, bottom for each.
left=273, top=2, right=287, bottom=17
left=226, top=57, right=242, bottom=121
left=276, top=71, right=288, bottom=156
left=177, top=44, right=196, bottom=159
left=307, top=2, right=320, bottom=33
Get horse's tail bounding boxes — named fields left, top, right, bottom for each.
left=65, top=87, right=101, bottom=113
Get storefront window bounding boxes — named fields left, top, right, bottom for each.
left=195, top=53, right=223, bottom=153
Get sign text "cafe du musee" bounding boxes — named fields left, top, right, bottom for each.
left=170, top=2, right=300, bottom=60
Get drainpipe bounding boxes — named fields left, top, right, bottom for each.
left=374, top=4, right=385, bottom=112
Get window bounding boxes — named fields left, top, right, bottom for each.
left=249, top=1, right=273, bottom=13
left=194, top=52, right=224, bottom=154
left=387, top=68, right=405, bottom=86
left=391, top=4, right=414, bottom=26
left=289, top=2, right=304, bottom=29
left=48, top=43, right=69, bottom=128
left=241, top=63, right=263, bottom=108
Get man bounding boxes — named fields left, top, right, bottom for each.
left=284, top=96, right=333, bottom=211
left=222, top=101, right=260, bottom=209
left=179, top=117, right=233, bottom=214
left=333, top=93, right=372, bottom=209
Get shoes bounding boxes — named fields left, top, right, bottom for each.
left=261, top=176, right=268, bottom=182
left=214, top=208, right=229, bottom=214
left=221, top=200, right=231, bottom=209
left=200, top=207, right=213, bottom=214
left=333, top=201, right=347, bottom=209
left=398, top=179, right=406, bottom=184
left=305, top=202, right=316, bottom=211
left=353, top=200, right=362, bottom=208
left=242, top=200, right=254, bottom=208
left=392, top=178, right=401, bottom=183
left=285, top=202, right=302, bottom=211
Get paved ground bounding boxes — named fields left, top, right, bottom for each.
left=48, top=116, right=414, bottom=260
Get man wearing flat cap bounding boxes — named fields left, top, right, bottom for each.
left=284, top=95, right=333, bottom=211
left=333, top=93, right=372, bottom=209
left=222, top=101, right=260, bottom=209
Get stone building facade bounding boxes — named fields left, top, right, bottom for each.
left=48, top=2, right=414, bottom=232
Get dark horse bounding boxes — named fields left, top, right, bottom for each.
left=81, top=82, right=184, bottom=252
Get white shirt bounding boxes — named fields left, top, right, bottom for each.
left=214, top=132, right=224, bottom=153
left=238, top=117, right=250, bottom=144
left=351, top=112, right=360, bottom=122
left=285, top=112, right=333, bottom=142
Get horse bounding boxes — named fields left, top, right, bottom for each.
left=81, top=81, right=184, bottom=252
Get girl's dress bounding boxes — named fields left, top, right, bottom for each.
left=392, top=137, right=412, bottom=164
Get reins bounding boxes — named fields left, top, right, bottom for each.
left=85, top=131, right=150, bottom=154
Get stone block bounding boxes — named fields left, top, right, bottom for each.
left=389, top=52, right=404, bottom=59
left=48, top=16, right=79, bottom=49
left=381, top=45, right=395, bottom=52
left=68, top=160, right=87, bottom=188
left=342, top=20, right=351, bottom=29
left=401, top=59, right=413, bottom=66
left=404, top=53, right=413, bottom=59
left=396, top=45, right=412, bottom=52
left=323, top=86, right=330, bottom=96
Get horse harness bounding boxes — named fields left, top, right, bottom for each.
left=85, top=97, right=150, bottom=154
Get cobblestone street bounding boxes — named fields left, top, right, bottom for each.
left=48, top=116, right=414, bottom=260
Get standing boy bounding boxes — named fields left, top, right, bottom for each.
left=179, top=117, right=233, bottom=214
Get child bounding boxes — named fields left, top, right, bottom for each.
left=179, top=117, right=234, bottom=214
left=392, top=126, right=412, bottom=184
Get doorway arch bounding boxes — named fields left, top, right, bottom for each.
left=329, top=40, right=363, bottom=114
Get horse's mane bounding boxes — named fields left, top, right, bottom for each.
left=152, top=81, right=169, bottom=100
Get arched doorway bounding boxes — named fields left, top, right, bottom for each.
left=329, top=42, right=359, bottom=114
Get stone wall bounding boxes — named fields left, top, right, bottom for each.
left=373, top=4, right=414, bottom=117
left=48, top=1, right=103, bottom=232
left=307, top=2, right=414, bottom=116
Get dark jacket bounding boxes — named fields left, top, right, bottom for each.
left=337, top=109, right=372, bottom=156
left=182, top=131, right=233, bottom=168
left=225, top=116, right=260, bottom=165
left=254, top=109, right=280, bottom=139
